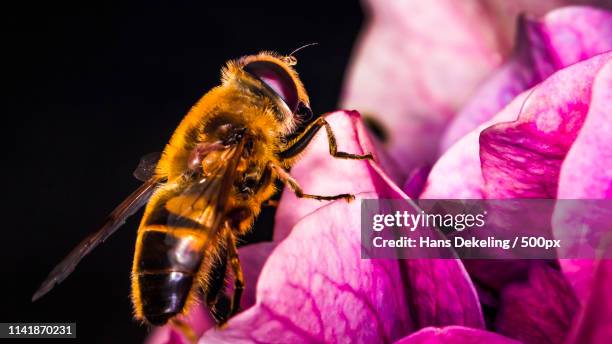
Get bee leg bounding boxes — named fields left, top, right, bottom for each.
left=205, top=246, right=231, bottom=325
left=225, top=229, right=245, bottom=320
left=278, top=116, right=374, bottom=161
left=270, top=163, right=355, bottom=202
left=169, top=318, right=197, bottom=344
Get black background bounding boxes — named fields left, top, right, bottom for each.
left=3, top=2, right=363, bottom=343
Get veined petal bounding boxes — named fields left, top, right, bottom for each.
left=480, top=52, right=611, bottom=198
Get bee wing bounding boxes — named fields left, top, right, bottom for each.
left=32, top=177, right=162, bottom=302
left=133, top=152, right=162, bottom=182
left=166, top=138, right=245, bottom=247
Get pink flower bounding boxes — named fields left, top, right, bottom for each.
left=147, top=3, right=612, bottom=344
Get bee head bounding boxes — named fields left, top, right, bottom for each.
left=224, top=52, right=312, bottom=132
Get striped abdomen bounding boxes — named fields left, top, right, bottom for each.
left=131, top=180, right=222, bottom=326
left=133, top=227, right=207, bottom=325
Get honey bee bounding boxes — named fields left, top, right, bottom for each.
left=32, top=50, right=373, bottom=336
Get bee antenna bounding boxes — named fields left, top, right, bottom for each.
left=288, top=42, right=319, bottom=57
left=284, top=43, right=318, bottom=66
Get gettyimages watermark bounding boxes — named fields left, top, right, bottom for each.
left=360, top=199, right=612, bottom=259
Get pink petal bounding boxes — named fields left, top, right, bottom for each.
left=274, top=110, right=403, bottom=241
left=420, top=53, right=612, bottom=199
left=340, top=0, right=501, bottom=172
left=146, top=307, right=211, bottom=344
left=394, top=326, right=520, bottom=344
left=566, top=255, right=612, bottom=344
left=146, top=242, right=277, bottom=344
left=552, top=60, right=612, bottom=301
left=463, top=260, right=531, bottom=292
left=442, top=6, right=612, bottom=150
left=557, top=60, right=612, bottom=199
left=201, top=192, right=483, bottom=342
left=402, top=165, right=430, bottom=198
left=480, top=52, right=611, bottom=198
left=544, top=6, right=612, bottom=66
left=495, top=262, right=579, bottom=344
left=341, top=0, right=585, bottom=172
left=232, top=242, right=278, bottom=310
left=403, top=259, right=484, bottom=329
left=420, top=91, right=530, bottom=199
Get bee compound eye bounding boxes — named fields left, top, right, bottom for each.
left=243, top=60, right=299, bottom=112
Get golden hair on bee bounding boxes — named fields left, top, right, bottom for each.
left=32, top=50, right=373, bottom=339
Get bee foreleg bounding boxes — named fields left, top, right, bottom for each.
left=205, top=246, right=231, bottom=325
left=278, top=116, right=374, bottom=161
left=225, top=228, right=244, bottom=321
left=270, top=163, right=355, bottom=202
